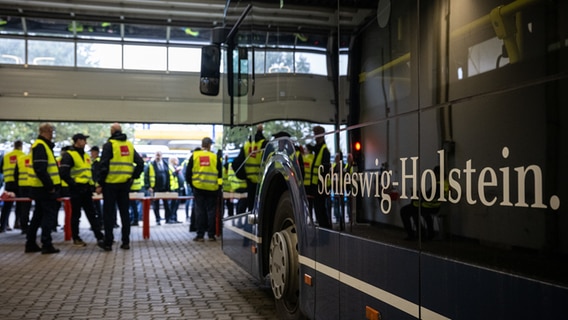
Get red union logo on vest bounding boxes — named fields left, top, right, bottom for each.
left=120, top=146, right=130, bottom=156
left=199, top=156, right=210, bottom=167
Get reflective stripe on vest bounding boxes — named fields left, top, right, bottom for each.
left=303, top=153, right=314, bottom=186
left=229, top=164, right=246, bottom=191
left=29, top=139, right=61, bottom=187
left=311, top=144, right=328, bottom=185
left=67, top=150, right=93, bottom=185
left=244, top=139, right=264, bottom=183
left=191, top=150, right=219, bottom=191
left=105, top=140, right=135, bottom=184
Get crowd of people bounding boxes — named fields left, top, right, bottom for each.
left=2, top=121, right=412, bottom=254
left=0, top=123, right=151, bottom=253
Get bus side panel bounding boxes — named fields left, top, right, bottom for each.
left=222, top=214, right=254, bottom=276
left=314, top=229, right=341, bottom=319
left=421, top=253, right=568, bottom=319
left=340, top=235, right=420, bottom=320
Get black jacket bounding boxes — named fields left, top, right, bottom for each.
left=98, top=131, right=144, bottom=186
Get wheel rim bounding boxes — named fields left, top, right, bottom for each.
left=269, top=223, right=299, bottom=300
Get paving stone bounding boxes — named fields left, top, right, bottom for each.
left=0, top=209, right=278, bottom=319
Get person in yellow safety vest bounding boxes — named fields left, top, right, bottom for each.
left=167, top=157, right=183, bottom=223
left=129, top=165, right=145, bottom=226
left=0, top=140, right=25, bottom=233
left=309, top=125, right=331, bottom=229
left=185, top=137, right=222, bottom=242
left=59, top=133, right=105, bottom=246
left=16, top=152, right=33, bottom=234
left=222, top=155, right=246, bottom=217
left=232, top=124, right=267, bottom=213
left=400, top=166, right=449, bottom=241
left=229, top=161, right=248, bottom=215
left=96, top=123, right=144, bottom=251
left=26, top=123, right=62, bottom=254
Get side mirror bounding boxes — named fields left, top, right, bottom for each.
left=200, top=45, right=220, bottom=96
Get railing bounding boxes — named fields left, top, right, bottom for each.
left=3, top=192, right=247, bottom=240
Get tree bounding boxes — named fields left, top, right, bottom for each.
left=0, top=121, right=135, bottom=151
left=221, top=120, right=315, bottom=151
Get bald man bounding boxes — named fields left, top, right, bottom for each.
left=96, top=123, right=144, bottom=251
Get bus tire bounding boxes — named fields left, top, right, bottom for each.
left=269, top=191, right=305, bottom=319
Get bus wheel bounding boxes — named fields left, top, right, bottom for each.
left=270, top=191, right=303, bottom=319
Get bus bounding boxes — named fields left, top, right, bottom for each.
left=203, top=0, right=568, bottom=319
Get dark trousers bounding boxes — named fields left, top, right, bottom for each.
left=0, top=182, right=19, bottom=231
left=245, top=182, right=258, bottom=212
left=313, top=194, right=331, bottom=229
left=168, top=192, right=180, bottom=222
left=26, top=198, right=58, bottom=248
left=400, top=203, right=438, bottom=239
left=18, top=187, right=32, bottom=233
left=0, top=200, right=19, bottom=231
left=194, top=189, right=217, bottom=238
left=129, top=200, right=141, bottom=224
left=152, top=199, right=171, bottom=223
left=70, top=187, right=104, bottom=241
left=102, top=183, right=131, bottom=246
left=93, top=199, right=103, bottom=227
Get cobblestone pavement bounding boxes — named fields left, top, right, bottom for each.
left=0, top=210, right=278, bottom=320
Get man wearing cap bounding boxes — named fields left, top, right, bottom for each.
left=60, top=133, right=104, bottom=246
left=185, top=137, right=222, bottom=241
left=96, top=123, right=144, bottom=251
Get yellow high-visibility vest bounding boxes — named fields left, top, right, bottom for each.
left=2, top=149, right=24, bottom=183
left=303, top=153, right=314, bottom=187
left=191, top=150, right=220, bottom=191
left=29, top=139, right=61, bottom=187
left=311, top=144, right=328, bottom=186
left=105, top=140, right=135, bottom=184
left=243, top=139, right=264, bottom=183
left=17, top=153, right=32, bottom=187
left=67, top=150, right=94, bottom=185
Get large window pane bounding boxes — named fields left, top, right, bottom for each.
left=168, top=47, right=201, bottom=72
left=77, top=43, right=122, bottom=69
left=265, top=51, right=293, bottom=74
left=124, top=45, right=166, bottom=71
left=0, top=38, right=25, bottom=64
left=28, top=39, right=74, bottom=66
left=295, top=52, right=327, bottom=75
